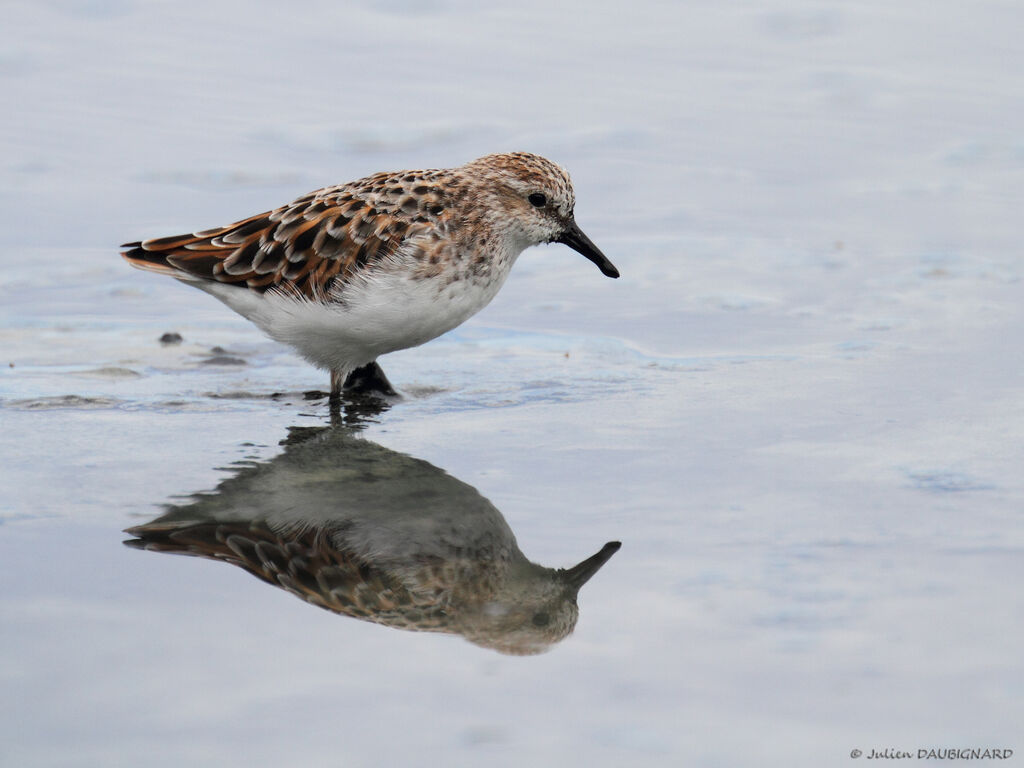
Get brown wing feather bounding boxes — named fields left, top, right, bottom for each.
left=121, top=179, right=450, bottom=300
left=124, top=520, right=452, bottom=631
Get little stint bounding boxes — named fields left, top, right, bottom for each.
left=122, top=152, right=618, bottom=397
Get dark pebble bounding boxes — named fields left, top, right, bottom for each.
left=201, top=355, right=246, bottom=366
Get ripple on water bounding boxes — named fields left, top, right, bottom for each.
left=3, top=395, right=123, bottom=410
left=906, top=469, right=995, bottom=493
left=71, top=367, right=142, bottom=379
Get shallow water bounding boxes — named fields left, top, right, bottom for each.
left=3, top=1, right=1023, bottom=766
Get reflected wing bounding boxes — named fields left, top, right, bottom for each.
left=121, top=177, right=447, bottom=300
left=124, top=520, right=453, bottom=632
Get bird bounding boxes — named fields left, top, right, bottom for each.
left=121, top=152, right=619, bottom=399
left=124, top=424, right=621, bottom=655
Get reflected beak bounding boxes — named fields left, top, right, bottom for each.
left=562, top=541, right=622, bottom=590
left=556, top=219, right=620, bottom=278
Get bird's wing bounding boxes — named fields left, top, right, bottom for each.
left=121, top=174, right=453, bottom=300
left=124, top=520, right=454, bottom=631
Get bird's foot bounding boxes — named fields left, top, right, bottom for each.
left=342, top=362, right=398, bottom=397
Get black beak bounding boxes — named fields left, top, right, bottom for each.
left=561, top=541, right=622, bottom=590
left=556, top=219, right=619, bottom=278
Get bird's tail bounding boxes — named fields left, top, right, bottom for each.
left=120, top=232, right=224, bottom=279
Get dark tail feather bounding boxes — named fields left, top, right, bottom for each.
left=120, top=235, right=200, bottom=276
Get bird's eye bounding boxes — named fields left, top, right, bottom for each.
left=532, top=612, right=551, bottom=627
left=528, top=193, right=547, bottom=208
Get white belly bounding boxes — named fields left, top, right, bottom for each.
left=193, top=265, right=513, bottom=374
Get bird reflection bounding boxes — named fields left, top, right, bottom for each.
left=124, top=421, right=620, bottom=655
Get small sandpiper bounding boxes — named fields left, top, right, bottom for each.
left=122, top=152, right=619, bottom=398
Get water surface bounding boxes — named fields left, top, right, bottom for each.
left=2, top=1, right=1023, bottom=765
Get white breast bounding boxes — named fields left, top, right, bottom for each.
left=192, top=249, right=519, bottom=375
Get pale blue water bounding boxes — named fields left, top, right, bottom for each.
left=2, top=1, right=1023, bottom=766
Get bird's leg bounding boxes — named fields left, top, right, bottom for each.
left=329, top=369, right=344, bottom=402
left=343, top=361, right=397, bottom=397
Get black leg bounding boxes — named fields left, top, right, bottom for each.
left=343, top=361, right=397, bottom=397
